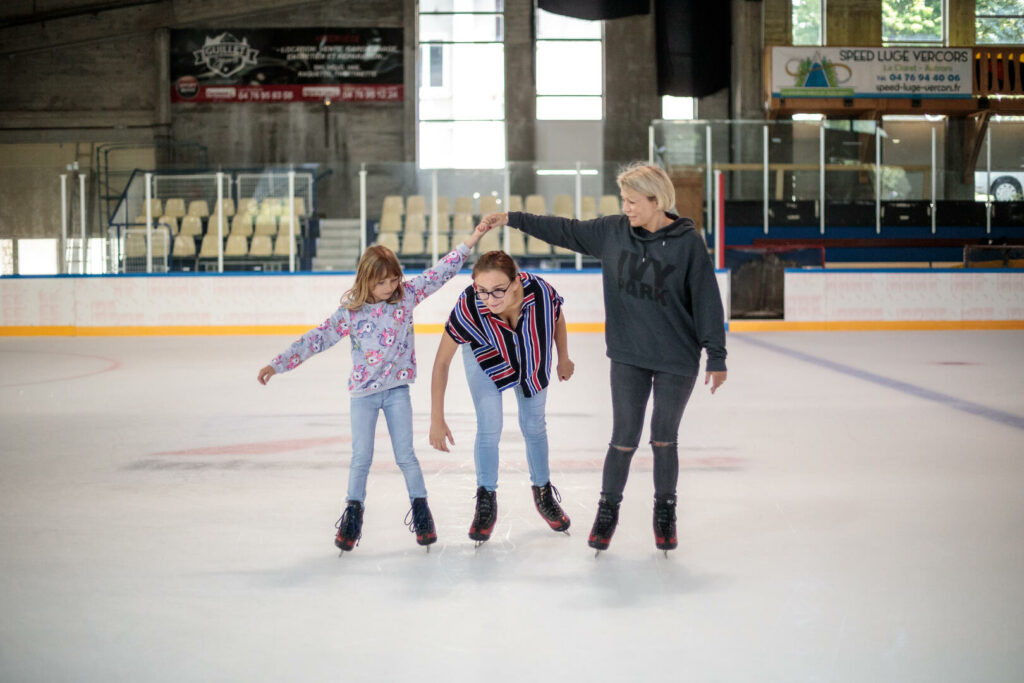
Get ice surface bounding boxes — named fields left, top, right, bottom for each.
left=1, top=330, right=1023, bottom=682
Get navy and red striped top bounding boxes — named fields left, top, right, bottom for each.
left=444, top=272, right=563, bottom=397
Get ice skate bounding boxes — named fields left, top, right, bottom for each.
left=531, top=482, right=570, bottom=534
left=588, top=495, right=620, bottom=557
left=405, top=497, right=437, bottom=551
left=653, top=494, right=677, bottom=557
left=469, top=486, right=497, bottom=547
left=334, top=500, right=363, bottom=556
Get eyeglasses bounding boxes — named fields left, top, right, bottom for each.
left=475, top=280, right=514, bottom=301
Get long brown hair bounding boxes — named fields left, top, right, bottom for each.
left=343, top=245, right=404, bottom=310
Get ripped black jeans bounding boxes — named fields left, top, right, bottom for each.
left=601, top=360, right=697, bottom=503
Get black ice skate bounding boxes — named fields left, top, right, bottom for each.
left=468, top=487, right=497, bottom=546
left=531, top=482, right=570, bottom=534
left=653, top=494, right=678, bottom=557
left=405, top=497, right=437, bottom=550
left=588, top=495, right=620, bottom=556
left=335, top=500, right=363, bottom=555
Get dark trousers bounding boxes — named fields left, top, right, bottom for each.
left=601, top=360, right=697, bottom=502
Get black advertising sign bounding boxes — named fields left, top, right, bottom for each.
left=170, top=28, right=403, bottom=103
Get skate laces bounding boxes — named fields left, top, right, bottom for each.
left=336, top=503, right=362, bottom=541
left=405, top=500, right=433, bottom=533
left=594, top=500, right=617, bottom=535
left=474, top=489, right=495, bottom=522
left=537, top=484, right=563, bottom=517
left=654, top=499, right=676, bottom=529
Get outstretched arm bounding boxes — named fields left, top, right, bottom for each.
left=553, top=311, right=574, bottom=382
left=479, top=211, right=610, bottom=258
left=429, top=334, right=460, bottom=452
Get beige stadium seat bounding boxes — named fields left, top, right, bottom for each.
left=400, top=230, right=425, bottom=255
left=188, top=199, right=209, bottom=217
left=230, top=214, right=253, bottom=237
left=429, top=233, right=452, bottom=255
left=151, top=228, right=171, bottom=258
left=375, top=232, right=400, bottom=252
left=254, top=214, right=278, bottom=236
left=206, top=211, right=229, bottom=236
left=525, top=194, right=547, bottom=215
left=248, top=234, right=273, bottom=258
left=237, top=198, right=258, bottom=215
left=508, top=230, right=527, bottom=256
left=273, top=235, right=297, bottom=258
left=435, top=196, right=451, bottom=217
left=144, top=198, right=163, bottom=217
left=260, top=198, right=284, bottom=216
left=599, top=194, right=621, bottom=216
left=507, top=195, right=523, bottom=212
left=580, top=196, right=598, bottom=220
left=404, top=212, right=427, bottom=233
left=382, top=195, right=404, bottom=216
left=124, top=232, right=146, bottom=259
left=179, top=214, right=203, bottom=237
left=198, top=234, right=222, bottom=259
left=172, top=234, right=196, bottom=259
left=527, top=236, right=552, bottom=256
left=224, top=234, right=248, bottom=258
left=287, top=196, right=306, bottom=217
left=453, top=196, right=474, bottom=215
left=278, top=214, right=301, bottom=236
left=405, top=195, right=427, bottom=215
left=478, top=195, right=500, bottom=216
left=163, top=198, right=186, bottom=217
left=552, top=194, right=573, bottom=218
left=215, top=198, right=235, bottom=217
left=554, top=245, right=575, bottom=256
left=477, top=227, right=502, bottom=253
left=432, top=213, right=451, bottom=235
left=157, top=215, right=179, bottom=235
left=452, top=212, right=474, bottom=235
left=379, top=212, right=402, bottom=233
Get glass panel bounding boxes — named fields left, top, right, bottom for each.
left=418, top=121, right=506, bottom=169
left=537, top=9, right=602, bottom=39
left=418, top=44, right=505, bottom=120
left=420, top=0, right=503, bottom=12
left=978, top=118, right=1024, bottom=201
left=882, top=0, right=943, bottom=44
left=976, top=17, right=1024, bottom=43
left=536, top=96, right=602, bottom=120
left=419, top=13, right=504, bottom=43
left=823, top=120, right=878, bottom=202
left=536, top=41, right=602, bottom=95
left=880, top=117, right=936, bottom=201
left=17, top=238, right=58, bottom=275
left=792, top=0, right=823, bottom=45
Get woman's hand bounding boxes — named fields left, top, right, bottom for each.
left=257, top=365, right=276, bottom=385
left=557, top=356, right=575, bottom=382
left=705, top=371, right=726, bottom=394
left=478, top=212, right=509, bottom=232
left=429, top=417, right=454, bottom=452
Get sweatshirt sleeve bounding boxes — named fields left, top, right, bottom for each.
left=686, top=237, right=728, bottom=372
left=507, top=212, right=614, bottom=259
left=269, top=307, right=351, bottom=374
left=407, top=243, right=470, bottom=305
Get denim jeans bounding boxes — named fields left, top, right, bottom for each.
left=347, top=384, right=427, bottom=503
left=601, top=360, right=697, bottom=501
left=462, top=345, right=550, bottom=491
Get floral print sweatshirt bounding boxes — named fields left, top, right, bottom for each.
left=269, top=244, right=470, bottom=396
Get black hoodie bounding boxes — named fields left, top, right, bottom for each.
left=507, top=211, right=727, bottom=376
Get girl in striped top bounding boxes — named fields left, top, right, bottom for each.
left=429, top=250, right=575, bottom=546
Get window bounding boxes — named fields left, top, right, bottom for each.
left=418, top=0, right=505, bottom=169
left=662, top=96, right=695, bottom=120
left=792, top=0, right=824, bottom=46
left=976, top=1, right=1024, bottom=43
left=535, top=9, right=603, bottom=121
left=882, top=0, right=945, bottom=45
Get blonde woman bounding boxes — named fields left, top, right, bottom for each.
left=479, top=162, right=728, bottom=555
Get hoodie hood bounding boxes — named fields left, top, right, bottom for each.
left=629, top=212, right=696, bottom=242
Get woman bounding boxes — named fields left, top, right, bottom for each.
left=479, top=162, right=728, bottom=555
left=429, top=250, right=575, bottom=546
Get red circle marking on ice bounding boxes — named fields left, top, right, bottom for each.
left=0, top=350, right=121, bottom=388
left=155, top=436, right=350, bottom=456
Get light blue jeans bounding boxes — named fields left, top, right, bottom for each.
left=347, top=384, right=427, bottom=503
left=462, top=345, right=550, bottom=491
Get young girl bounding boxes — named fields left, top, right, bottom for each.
left=428, top=250, right=575, bottom=546
left=257, top=224, right=487, bottom=553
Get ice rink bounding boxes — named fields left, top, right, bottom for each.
left=2, top=329, right=1023, bottom=682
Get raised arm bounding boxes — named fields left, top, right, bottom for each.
left=479, top=211, right=612, bottom=258
left=407, top=223, right=490, bottom=304
left=429, top=333, right=460, bottom=451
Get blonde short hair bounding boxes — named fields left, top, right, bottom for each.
left=616, top=162, right=676, bottom=212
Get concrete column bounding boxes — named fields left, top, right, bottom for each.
left=949, top=0, right=976, bottom=46
left=826, top=0, right=881, bottom=46
left=504, top=0, right=535, bottom=162
left=154, top=28, right=171, bottom=145
left=604, top=11, right=660, bottom=163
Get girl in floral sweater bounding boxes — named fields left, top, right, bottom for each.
left=257, top=224, right=488, bottom=553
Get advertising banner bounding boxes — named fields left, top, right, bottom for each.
left=770, top=46, right=972, bottom=99
left=170, top=28, right=403, bottom=104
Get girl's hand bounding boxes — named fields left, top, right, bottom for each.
left=257, top=365, right=276, bottom=385
left=479, top=212, right=508, bottom=231
left=557, top=357, right=575, bottom=382
left=429, top=418, right=454, bottom=452
left=705, top=370, right=726, bottom=394
left=464, top=221, right=488, bottom=248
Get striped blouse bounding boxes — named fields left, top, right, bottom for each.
left=444, top=272, right=563, bottom=397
